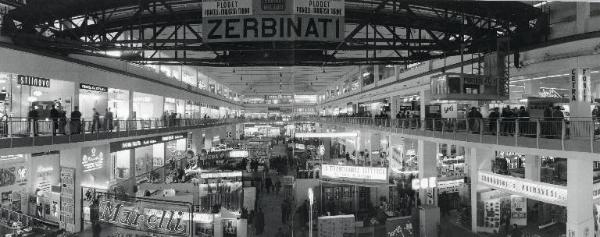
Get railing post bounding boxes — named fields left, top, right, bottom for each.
left=591, top=118, right=595, bottom=153
left=432, top=119, right=436, bottom=136
left=441, top=119, right=445, bottom=136
left=536, top=120, right=541, bottom=148
left=479, top=118, right=484, bottom=142
left=561, top=119, right=566, bottom=150
left=496, top=119, right=500, bottom=144
left=515, top=119, right=521, bottom=146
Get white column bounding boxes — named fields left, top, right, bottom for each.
left=467, top=147, right=493, bottom=233
left=576, top=2, right=591, bottom=34
left=420, top=90, right=430, bottom=130
left=418, top=140, right=440, bottom=237
left=566, top=158, right=594, bottom=237
left=524, top=155, right=541, bottom=182
left=60, top=148, right=83, bottom=232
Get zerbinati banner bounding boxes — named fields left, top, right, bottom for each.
left=202, top=0, right=345, bottom=42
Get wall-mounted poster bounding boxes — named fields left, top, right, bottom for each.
left=510, top=195, right=527, bottom=226
left=223, top=219, right=237, bottom=237
left=59, top=167, right=75, bottom=232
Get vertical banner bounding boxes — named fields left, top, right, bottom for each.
left=510, top=195, right=527, bottom=226
left=59, top=167, right=75, bottom=232
left=572, top=68, right=593, bottom=103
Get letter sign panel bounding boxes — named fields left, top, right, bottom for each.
left=202, top=0, right=345, bottom=43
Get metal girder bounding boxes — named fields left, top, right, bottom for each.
left=2, top=0, right=543, bottom=66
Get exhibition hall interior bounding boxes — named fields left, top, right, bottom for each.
left=1, top=0, right=600, bottom=237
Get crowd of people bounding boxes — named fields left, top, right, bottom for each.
left=23, top=105, right=114, bottom=136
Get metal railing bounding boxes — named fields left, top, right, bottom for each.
left=318, top=117, right=600, bottom=153
left=0, top=117, right=240, bottom=149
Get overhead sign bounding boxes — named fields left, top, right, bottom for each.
left=111, top=133, right=188, bottom=151
left=479, top=171, right=567, bottom=206
left=82, top=147, right=105, bottom=172
left=321, top=164, right=387, bottom=183
left=202, top=0, right=345, bottom=43
left=80, top=83, right=108, bottom=93
left=98, top=197, right=191, bottom=236
left=200, top=171, right=243, bottom=179
left=17, top=75, right=50, bottom=87
left=441, top=103, right=457, bottom=118
left=437, top=178, right=464, bottom=193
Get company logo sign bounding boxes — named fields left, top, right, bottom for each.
left=17, top=75, right=50, bottom=87
left=98, top=199, right=190, bottom=236
left=80, top=83, right=108, bottom=92
left=321, top=164, right=387, bottom=182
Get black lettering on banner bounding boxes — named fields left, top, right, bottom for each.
left=208, top=19, right=223, bottom=39
left=318, top=18, right=331, bottom=37
left=225, top=19, right=240, bottom=38
left=243, top=18, right=258, bottom=37
left=336, top=19, right=340, bottom=38
left=279, top=17, right=285, bottom=37
left=262, top=18, right=276, bottom=37
left=305, top=18, right=318, bottom=37
left=287, top=17, right=302, bottom=38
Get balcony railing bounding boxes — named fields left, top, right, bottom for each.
left=318, top=117, right=600, bottom=153
left=0, top=117, right=240, bottom=149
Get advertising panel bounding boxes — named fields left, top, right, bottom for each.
left=202, top=0, right=344, bottom=43
left=510, top=195, right=527, bottom=226
left=321, top=164, right=387, bottom=183
left=59, top=167, right=75, bottom=232
left=97, top=195, right=191, bottom=236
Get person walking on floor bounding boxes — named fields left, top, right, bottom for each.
left=255, top=208, right=265, bottom=235
left=281, top=199, right=289, bottom=224
left=275, top=179, right=282, bottom=194
left=265, top=176, right=273, bottom=194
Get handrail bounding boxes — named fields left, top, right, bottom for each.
left=317, top=117, right=600, bottom=153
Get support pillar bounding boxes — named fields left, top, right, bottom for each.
left=524, top=155, right=541, bottom=182
left=370, top=133, right=381, bottom=166
left=576, top=2, right=591, bottom=34
left=566, top=158, right=594, bottom=237
left=419, top=90, right=430, bottom=130
left=417, top=140, right=440, bottom=237
left=467, top=147, right=493, bottom=233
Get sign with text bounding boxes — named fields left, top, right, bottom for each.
left=59, top=167, right=75, bottom=232
left=111, top=133, right=187, bottom=151
left=203, top=0, right=253, bottom=17
left=17, top=75, right=50, bottom=87
left=441, top=103, right=457, bottom=118
left=321, top=164, right=387, bottom=183
left=80, top=83, right=108, bottom=93
left=478, top=171, right=567, bottom=206
left=97, top=196, right=191, bottom=236
left=202, top=0, right=344, bottom=43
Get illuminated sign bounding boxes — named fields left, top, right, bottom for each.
left=411, top=177, right=437, bottom=190
left=479, top=171, right=567, bottom=206
left=17, top=75, right=50, bottom=87
left=437, top=178, right=464, bottom=193
left=82, top=147, right=104, bottom=172
left=295, top=132, right=358, bottom=138
left=98, top=198, right=190, bottom=236
left=202, top=0, right=253, bottom=17
left=80, top=83, right=108, bottom=92
left=228, top=150, right=249, bottom=158
left=111, top=133, right=187, bottom=151
left=200, top=171, right=243, bottom=179
left=321, top=165, right=387, bottom=182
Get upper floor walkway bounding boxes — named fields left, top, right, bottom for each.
left=318, top=116, right=600, bottom=155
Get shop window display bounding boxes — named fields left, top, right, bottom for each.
left=132, top=92, right=164, bottom=119
left=79, top=83, right=108, bottom=121
left=492, top=151, right=525, bottom=178
left=540, top=156, right=567, bottom=185
left=108, top=88, right=129, bottom=120
left=437, top=144, right=466, bottom=178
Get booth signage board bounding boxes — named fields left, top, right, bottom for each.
left=111, top=133, right=188, bottom=151
left=202, top=0, right=345, bottom=43
left=478, top=171, right=567, bottom=206
left=17, top=75, right=50, bottom=87
left=318, top=214, right=355, bottom=237
left=510, top=195, right=527, bottom=226
left=437, top=178, right=464, bottom=193
left=385, top=216, right=414, bottom=237
left=80, top=83, right=108, bottom=92
left=441, top=103, right=457, bottom=118
left=200, top=171, right=243, bottom=179
left=82, top=146, right=105, bottom=172
left=321, top=165, right=387, bottom=183
left=97, top=196, right=191, bottom=236
left=59, top=167, right=75, bottom=232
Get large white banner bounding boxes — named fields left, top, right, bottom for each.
left=321, top=164, right=387, bottom=182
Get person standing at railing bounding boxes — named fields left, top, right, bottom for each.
left=27, top=106, right=39, bottom=136
left=50, top=105, right=60, bottom=136
left=488, top=107, right=500, bottom=135
left=104, top=108, right=114, bottom=132
left=552, top=106, right=565, bottom=138
left=70, top=106, right=82, bottom=134
left=467, top=107, right=482, bottom=133
left=517, top=106, right=530, bottom=135
left=91, top=108, right=101, bottom=133
left=501, top=106, right=515, bottom=135
left=58, top=107, right=67, bottom=135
